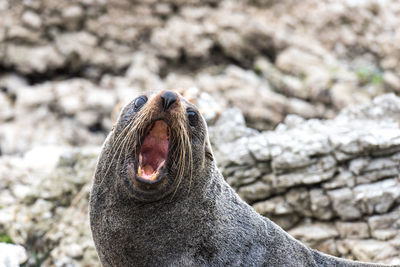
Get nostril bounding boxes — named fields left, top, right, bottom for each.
left=161, top=91, right=177, bottom=111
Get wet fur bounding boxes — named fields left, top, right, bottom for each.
left=90, top=91, right=390, bottom=267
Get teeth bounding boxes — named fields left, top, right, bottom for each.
left=150, top=171, right=159, bottom=181
left=137, top=164, right=158, bottom=181
left=138, top=165, right=142, bottom=177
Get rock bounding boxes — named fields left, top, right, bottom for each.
left=276, top=48, right=323, bottom=76
left=237, top=181, right=272, bottom=202
left=246, top=134, right=271, bottom=162
left=354, top=179, right=400, bottom=214
left=322, top=169, right=355, bottom=190
left=289, top=222, right=339, bottom=246
left=0, top=243, right=28, bottom=267
left=0, top=93, right=13, bottom=121
left=151, top=17, right=212, bottom=59
left=209, top=108, right=257, bottom=146
left=310, top=189, right=333, bottom=220
left=368, top=208, right=400, bottom=241
left=330, top=83, right=358, bottom=109
left=215, top=138, right=255, bottom=167
left=268, top=214, right=301, bottom=230
left=383, top=71, right=400, bottom=93
left=253, top=196, right=292, bottom=216
left=350, top=156, right=400, bottom=185
left=285, top=187, right=312, bottom=217
left=328, top=188, right=361, bottom=220
left=55, top=32, right=99, bottom=63
left=21, top=11, right=42, bottom=29
left=225, top=167, right=261, bottom=188
left=0, top=74, right=28, bottom=95
left=335, top=222, right=370, bottom=239
left=5, top=45, right=65, bottom=74
left=345, top=240, right=399, bottom=263
left=62, top=5, right=84, bottom=30
left=264, top=156, right=336, bottom=188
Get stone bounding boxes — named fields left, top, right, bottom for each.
left=21, top=11, right=42, bottom=29
left=354, top=179, right=400, bottom=214
left=237, top=181, right=273, bottom=202
left=368, top=208, right=400, bottom=241
left=269, top=214, right=301, bottom=230
left=289, top=222, right=339, bottom=246
left=383, top=71, right=400, bottom=93
left=209, top=108, right=257, bottom=146
left=330, top=83, right=358, bottom=109
left=0, top=243, right=28, bottom=267
left=5, top=45, right=65, bottom=73
left=328, top=188, right=362, bottom=220
left=310, top=189, right=333, bottom=220
left=215, top=138, right=255, bottom=167
left=224, top=166, right=261, bottom=187
left=0, top=93, right=13, bottom=121
left=345, top=240, right=399, bottom=262
left=335, top=222, right=370, bottom=239
left=252, top=196, right=292, bottom=216
left=62, top=5, right=85, bottom=30
left=264, top=156, right=336, bottom=188
left=322, top=169, right=355, bottom=190
left=285, top=187, right=312, bottom=217
left=276, top=48, right=322, bottom=76
left=247, top=134, right=271, bottom=162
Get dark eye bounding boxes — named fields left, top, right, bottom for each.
left=187, top=108, right=198, bottom=126
left=134, top=96, right=147, bottom=111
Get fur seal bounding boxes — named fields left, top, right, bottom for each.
left=90, top=90, right=389, bottom=266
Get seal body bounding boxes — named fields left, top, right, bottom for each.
left=90, top=91, right=388, bottom=267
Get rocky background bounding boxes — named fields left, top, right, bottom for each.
left=0, top=0, right=400, bottom=266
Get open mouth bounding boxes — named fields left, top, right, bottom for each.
left=137, top=120, right=170, bottom=181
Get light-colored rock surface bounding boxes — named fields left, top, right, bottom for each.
left=1, top=0, right=400, bottom=130
left=0, top=243, right=28, bottom=267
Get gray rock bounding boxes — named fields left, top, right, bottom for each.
left=237, top=181, right=272, bottom=202
left=310, top=189, right=333, bottom=220
left=264, top=156, right=336, bottom=188
left=285, top=187, right=312, bottom=217
left=253, top=196, right=293, bottom=216
left=368, top=208, right=400, bottom=241
left=21, top=11, right=42, bottom=29
left=225, top=166, right=261, bottom=187
left=269, top=214, right=301, bottom=231
left=354, top=179, right=400, bottom=214
left=344, top=239, right=399, bottom=263
left=322, top=169, right=355, bottom=190
left=289, top=222, right=339, bottom=245
left=335, top=222, right=370, bottom=239
left=209, top=108, right=257, bottom=146
left=328, top=188, right=362, bottom=220
left=5, top=45, right=65, bottom=73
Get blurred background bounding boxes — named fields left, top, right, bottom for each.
left=0, top=0, right=400, bottom=266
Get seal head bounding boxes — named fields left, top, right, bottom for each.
left=96, top=90, right=211, bottom=202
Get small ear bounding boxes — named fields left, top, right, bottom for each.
left=205, top=139, right=214, bottom=161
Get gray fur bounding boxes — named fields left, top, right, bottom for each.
left=90, top=92, right=391, bottom=267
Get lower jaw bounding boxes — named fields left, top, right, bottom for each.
left=125, top=162, right=174, bottom=202
left=128, top=162, right=166, bottom=187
